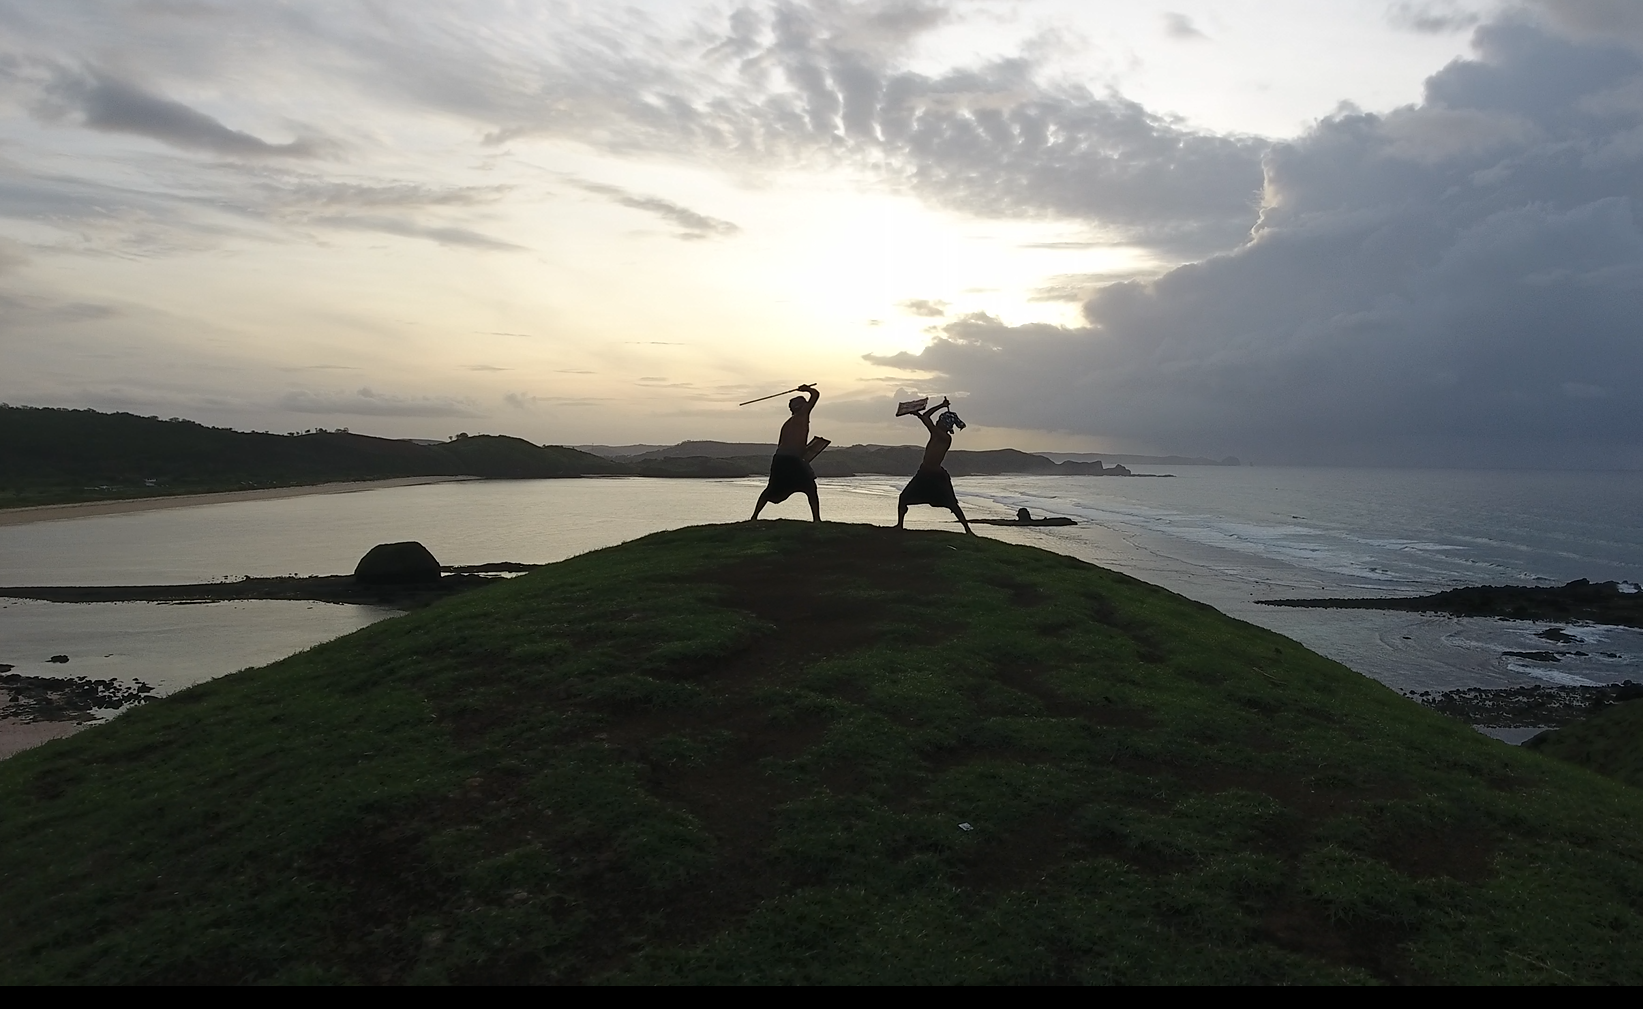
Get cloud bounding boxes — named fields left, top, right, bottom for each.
left=867, top=19, right=1643, bottom=467
left=0, top=238, right=27, bottom=274
left=572, top=180, right=740, bottom=239
left=278, top=387, right=483, bottom=417
left=899, top=298, right=947, bottom=317
left=311, top=214, right=523, bottom=250
left=1028, top=269, right=1160, bottom=302
left=51, top=72, right=322, bottom=158
left=1525, top=0, right=1643, bottom=52
left=1387, top=2, right=1484, bottom=34
left=0, top=2, right=1271, bottom=258
left=1161, top=13, right=1209, bottom=41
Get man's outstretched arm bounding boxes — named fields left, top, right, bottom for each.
left=916, top=397, right=949, bottom=431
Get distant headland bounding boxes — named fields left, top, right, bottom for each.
left=0, top=405, right=1181, bottom=510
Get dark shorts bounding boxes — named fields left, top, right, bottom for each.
left=900, top=467, right=959, bottom=509
left=763, top=453, right=817, bottom=503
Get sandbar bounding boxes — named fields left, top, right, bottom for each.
left=0, top=476, right=479, bottom=527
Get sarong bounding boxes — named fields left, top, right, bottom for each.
left=900, top=466, right=959, bottom=509
left=763, top=452, right=817, bottom=504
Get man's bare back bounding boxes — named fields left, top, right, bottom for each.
left=776, top=384, right=818, bottom=454
left=778, top=411, right=810, bottom=454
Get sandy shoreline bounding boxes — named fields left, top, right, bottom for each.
left=0, top=718, right=88, bottom=760
left=0, top=476, right=479, bottom=527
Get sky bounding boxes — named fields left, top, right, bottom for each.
left=2, top=0, right=1641, bottom=464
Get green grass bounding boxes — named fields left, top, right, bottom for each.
left=2, top=522, right=1642, bottom=984
left=1527, top=699, right=1643, bottom=789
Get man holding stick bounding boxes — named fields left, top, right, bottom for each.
left=897, top=397, right=973, bottom=535
left=751, top=383, right=821, bottom=522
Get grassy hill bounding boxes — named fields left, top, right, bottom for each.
left=0, top=405, right=623, bottom=507
left=1526, top=698, right=1643, bottom=788
left=2, top=524, right=1641, bottom=983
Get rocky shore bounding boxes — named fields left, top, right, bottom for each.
left=1259, top=578, right=1643, bottom=629
left=1405, top=680, right=1643, bottom=730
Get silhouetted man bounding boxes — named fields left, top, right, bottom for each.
left=752, top=384, right=821, bottom=522
left=897, top=397, right=972, bottom=534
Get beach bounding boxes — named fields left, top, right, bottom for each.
left=0, top=718, right=85, bottom=760
left=0, top=476, right=478, bottom=527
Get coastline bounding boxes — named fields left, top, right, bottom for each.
left=0, top=718, right=87, bottom=760
left=0, top=476, right=479, bottom=527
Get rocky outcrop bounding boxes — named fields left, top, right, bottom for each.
left=354, top=541, right=442, bottom=585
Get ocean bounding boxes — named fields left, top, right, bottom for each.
left=3, top=467, right=1641, bottom=718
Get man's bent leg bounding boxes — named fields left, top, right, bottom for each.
left=896, top=500, right=908, bottom=529
left=950, top=503, right=975, bottom=535
left=752, top=490, right=772, bottom=520
left=806, top=488, right=821, bottom=522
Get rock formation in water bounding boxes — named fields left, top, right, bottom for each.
left=354, top=541, right=442, bottom=585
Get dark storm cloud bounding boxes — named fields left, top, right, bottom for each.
left=572, top=181, right=740, bottom=239
left=1386, top=2, right=1484, bottom=35
left=869, top=19, right=1643, bottom=466
left=1525, top=0, right=1643, bottom=51
left=59, top=73, right=321, bottom=157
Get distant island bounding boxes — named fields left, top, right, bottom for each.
left=0, top=406, right=1174, bottom=509
left=1258, top=579, right=1643, bottom=630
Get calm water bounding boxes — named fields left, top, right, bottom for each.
left=4, top=468, right=1642, bottom=709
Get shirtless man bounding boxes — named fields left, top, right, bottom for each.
left=897, top=397, right=973, bottom=534
left=751, top=383, right=821, bottom=522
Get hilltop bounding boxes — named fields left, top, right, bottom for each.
left=1, top=524, right=1640, bottom=983
left=0, top=405, right=623, bottom=507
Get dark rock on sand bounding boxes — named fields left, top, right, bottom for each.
left=354, top=541, right=442, bottom=585
left=1537, top=627, right=1584, bottom=643
left=47, top=655, right=68, bottom=664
